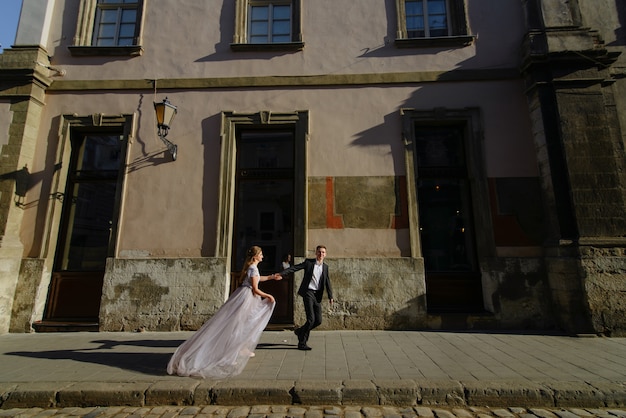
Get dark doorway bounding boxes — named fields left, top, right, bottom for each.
left=43, top=133, right=124, bottom=326
left=231, top=130, right=295, bottom=325
left=415, top=125, right=484, bottom=312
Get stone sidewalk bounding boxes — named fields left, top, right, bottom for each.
left=1, top=330, right=625, bottom=409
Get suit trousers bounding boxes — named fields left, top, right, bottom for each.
left=300, top=290, right=323, bottom=344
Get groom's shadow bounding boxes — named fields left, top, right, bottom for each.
left=255, top=342, right=299, bottom=350
left=5, top=339, right=186, bottom=376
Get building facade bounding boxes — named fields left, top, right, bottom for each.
left=0, top=0, right=625, bottom=335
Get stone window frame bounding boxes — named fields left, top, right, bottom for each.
left=231, top=0, right=304, bottom=52
left=395, top=0, right=475, bottom=48
left=400, top=107, right=494, bottom=259
left=217, top=110, right=309, bottom=259
left=44, top=113, right=135, bottom=262
left=68, top=0, right=145, bottom=57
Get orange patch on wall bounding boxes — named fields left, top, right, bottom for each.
left=326, top=177, right=344, bottom=229
left=391, top=176, right=409, bottom=229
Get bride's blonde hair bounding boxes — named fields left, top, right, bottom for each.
left=239, top=245, right=262, bottom=283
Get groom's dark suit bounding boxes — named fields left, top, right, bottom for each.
left=280, top=258, right=333, bottom=348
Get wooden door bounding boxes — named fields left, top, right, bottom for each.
left=415, top=126, right=484, bottom=313
left=44, top=133, right=124, bottom=324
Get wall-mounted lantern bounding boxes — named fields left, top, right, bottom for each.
left=154, top=97, right=178, bottom=160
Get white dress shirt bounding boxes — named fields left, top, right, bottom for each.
left=309, top=261, right=323, bottom=291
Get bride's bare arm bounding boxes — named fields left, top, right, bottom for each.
left=258, top=273, right=282, bottom=282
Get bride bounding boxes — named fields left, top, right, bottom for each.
left=167, top=245, right=281, bottom=378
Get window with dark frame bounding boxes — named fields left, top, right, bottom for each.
left=405, top=0, right=449, bottom=38
left=69, top=0, right=144, bottom=56
left=232, top=0, right=303, bottom=51
left=395, top=0, right=473, bottom=47
left=92, top=0, right=141, bottom=46
left=249, top=2, right=292, bottom=43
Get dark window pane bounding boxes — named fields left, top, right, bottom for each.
left=65, top=182, right=116, bottom=271
left=119, top=23, right=135, bottom=38
left=415, top=127, right=464, bottom=168
left=407, top=16, right=424, bottom=31
left=121, top=9, right=137, bottom=22
left=428, top=0, right=446, bottom=14
left=238, top=131, right=294, bottom=169
left=273, top=21, right=290, bottom=35
left=251, top=21, right=269, bottom=36
left=251, top=6, right=269, bottom=19
left=78, top=136, right=122, bottom=172
left=418, top=179, right=475, bottom=272
left=273, top=5, right=291, bottom=19
left=272, top=34, right=291, bottom=42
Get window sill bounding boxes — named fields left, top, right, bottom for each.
left=395, top=35, right=475, bottom=48
left=230, top=42, right=304, bottom=52
left=68, top=45, right=144, bottom=57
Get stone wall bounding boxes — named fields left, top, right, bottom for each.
left=580, top=242, right=626, bottom=336
left=99, top=258, right=228, bottom=332
left=481, top=257, right=557, bottom=330
left=306, top=257, right=427, bottom=330
left=9, top=258, right=45, bottom=332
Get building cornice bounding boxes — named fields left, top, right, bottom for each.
left=46, top=68, right=521, bottom=92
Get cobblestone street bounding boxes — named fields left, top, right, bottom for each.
left=2, top=405, right=626, bottom=418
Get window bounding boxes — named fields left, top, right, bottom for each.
left=395, top=0, right=474, bottom=48
left=249, top=3, right=292, bottom=43
left=232, top=0, right=303, bottom=51
left=92, top=0, right=140, bottom=46
left=406, top=0, right=449, bottom=38
left=69, top=0, right=144, bottom=56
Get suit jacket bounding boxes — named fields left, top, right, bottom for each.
left=280, top=258, right=333, bottom=303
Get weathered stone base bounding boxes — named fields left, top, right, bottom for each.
left=99, top=258, right=229, bottom=332
left=309, top=258, right=427, bottom=331
left=8, top=247, right=625, bottom=335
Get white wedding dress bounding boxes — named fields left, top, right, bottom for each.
left=167, top=265, right=275, bottom=379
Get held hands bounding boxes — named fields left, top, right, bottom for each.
left=270, top=273, right=283, bottom=281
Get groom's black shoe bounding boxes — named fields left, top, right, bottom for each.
left=298, top=343, right=312, bottom=351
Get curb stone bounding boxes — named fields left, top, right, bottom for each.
left=418, top=379, right=465, bottom=406
left=374, top=379, right=418, bottom=406
left=293, top=380, right=343, bottom=405
left=57, top=381, right=149, bottom=407
left=210, top=380, right=294, bottom=405
left=463, top=380, right=553, bottom=407
left=3, top=381, right=73, bottom=409
left=2, top=380, right=626, bottom=409
left=341, top=380, right=378, bottom=406
left=145, top=379, right=200, bottom=405
left=546, top=381, right=607, bottom=408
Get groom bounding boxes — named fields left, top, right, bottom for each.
left=279, top=245, right=334, bottom=350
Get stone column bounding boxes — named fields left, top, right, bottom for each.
left=0, top=0, right=56, bottom=333
left=521, top=0, right=626, bottom=335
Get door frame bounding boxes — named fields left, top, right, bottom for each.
left=401, top=107, right=494, bottom=311
left=41, top=113, right=134, bottom=323
left=218, top=111, right=308, bottom=322
left=217, top=111, right=308, bottom=257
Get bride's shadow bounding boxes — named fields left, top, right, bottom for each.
left=5, top=339, right=186, bottom=376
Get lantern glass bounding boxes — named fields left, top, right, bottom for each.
left=154, top=98, right=177, bottom=130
